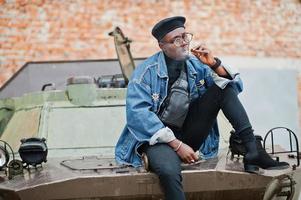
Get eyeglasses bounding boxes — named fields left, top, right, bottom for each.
left=161, top=32, right=193, bottom=47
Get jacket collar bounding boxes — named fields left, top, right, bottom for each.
left=157, top=51, right=168, bottom=78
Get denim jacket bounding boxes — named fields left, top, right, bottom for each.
left=115, top=51, right=243, bottom=167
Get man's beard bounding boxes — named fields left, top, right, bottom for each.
left=175, top=49, right=189, bottom=61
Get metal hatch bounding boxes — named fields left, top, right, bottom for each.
left=109, top=27, right=135, bottom=85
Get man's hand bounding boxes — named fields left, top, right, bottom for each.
left=168, top=139, right=198, bottom=164
left=191, top=44, right=216, bottom=67
left=176, top=143, right=199, bottom=163
left=191, top=44, right=230, bottom=77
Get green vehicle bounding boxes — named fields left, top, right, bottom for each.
left=0, top=27, right=300, bottom=200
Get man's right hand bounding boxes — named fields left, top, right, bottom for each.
left=176, top=143, right=199, bottom=163
left=168, top=139, right=198, bottom=164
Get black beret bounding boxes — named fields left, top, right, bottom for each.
left=151, top=16, right=186, bottom=41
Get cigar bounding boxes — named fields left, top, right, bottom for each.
left=191, top=48, right=209, bottom=55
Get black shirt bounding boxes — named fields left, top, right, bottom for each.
left=164, top=54, right=186, bottom=91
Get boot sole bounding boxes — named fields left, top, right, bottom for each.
left=265, top=164, right=290, bottom=170
left=245, top=164, right=290, bottom=172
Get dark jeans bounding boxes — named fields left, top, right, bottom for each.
left=144, top=84, right=252, bottom=200
left=144, top=143, right=185, bottom=200
left=180, top=84, right=252, bottom=151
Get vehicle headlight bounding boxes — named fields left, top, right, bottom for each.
left=0, top=145, right=9, bottom=170
left=18, top=137, right=48, bottom=167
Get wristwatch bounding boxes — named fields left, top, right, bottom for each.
left=210, top=57, right=221, bottom=70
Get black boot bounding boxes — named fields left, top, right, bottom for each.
left=229, top=130, right=246, bottom=157
left=253, top=135, right=289, bottom=170
left=239, top=129, right=260, bottom=173
left=229, top=129, right=290, bottom=172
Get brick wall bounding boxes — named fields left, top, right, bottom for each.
left=0, top=0, right=300, bottom=86
left=1, top=0, right=301, bottom=130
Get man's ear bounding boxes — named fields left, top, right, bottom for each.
left=159, top=42, right=164, bottom=50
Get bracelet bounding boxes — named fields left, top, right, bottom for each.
left=210, top=57, right=221, bottom=70
left=174, top=141, right=183, bottom=152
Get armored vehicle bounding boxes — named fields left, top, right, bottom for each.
left=0, top=27, right=300, bottom=200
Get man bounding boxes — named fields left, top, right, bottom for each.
left=115, top=16, right=288, bottom=200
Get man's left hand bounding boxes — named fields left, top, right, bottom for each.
left=191, top=44, right=216, bottom=67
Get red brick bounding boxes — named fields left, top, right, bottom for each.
left=0, top=0, right=300, bottom=88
